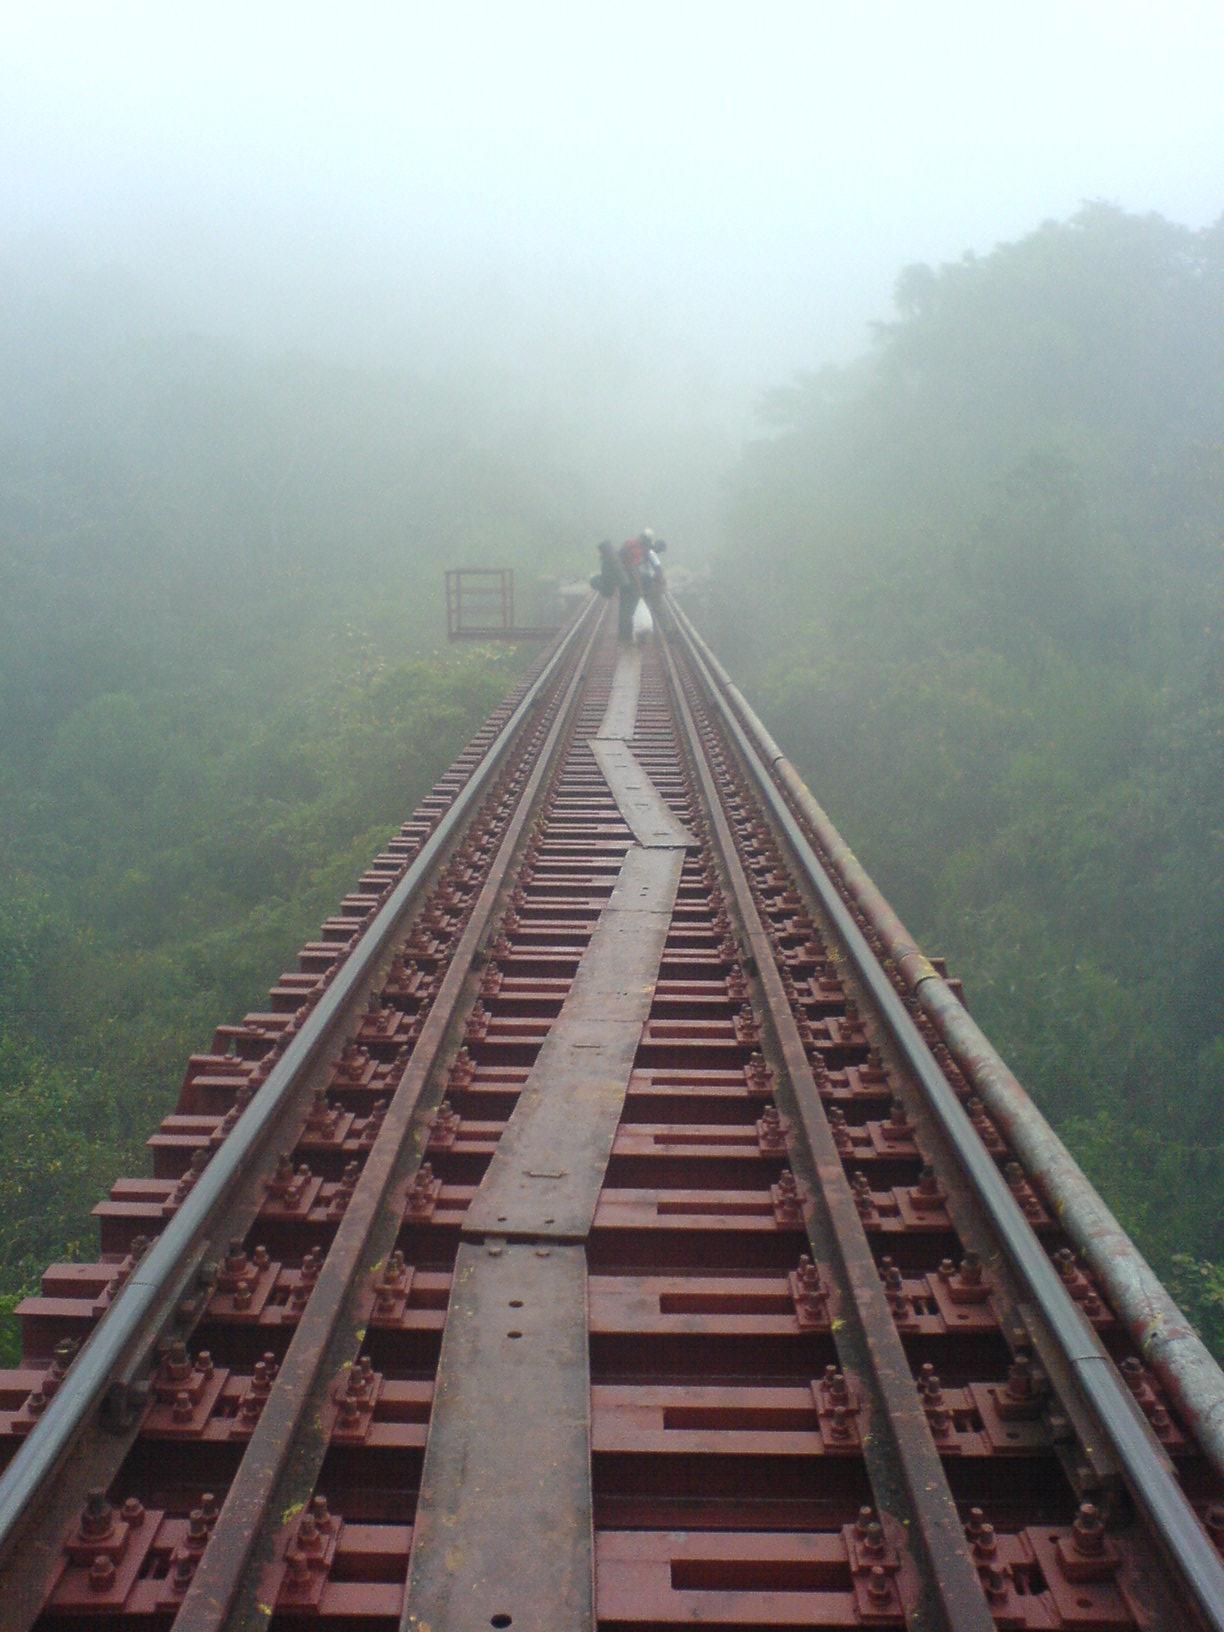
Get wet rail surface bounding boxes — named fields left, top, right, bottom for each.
left=0, top=603, right=1221, bottom=1632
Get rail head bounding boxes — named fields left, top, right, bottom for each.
left=668, top=595, right=1224, bottom=1475
left=0, top=594, right=598, bottom=1570
left=665, top=598, right=1224, bottom=1632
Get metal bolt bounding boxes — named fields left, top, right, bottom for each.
left=973, top=1522, right=997, bottom=1558
left=861, top=1520, right=886, bottom=1558
left=865, top=1565, right=892, bottom=1604
left=1005, top=1354, right=1033, bottom=1400
left=981, top=1565, right=1009, bottom=1602
left=51, top=1338, right=79, bottom=1377
left=88, top=1554, right=116, bottom=1592
left=81, top=1490, right=114, bottom=1540
left=164, top=1341, right=192, bottom=1382
left=829, top=1405, right=852, bottom=1439
left=1072, top=1502, right=1106, bottom=1557
left=284, top=1553, right=312, bottom=1592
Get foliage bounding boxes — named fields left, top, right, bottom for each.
left=712, top=203, right=1224, bottom=1353
left=0, top=294, right=560, bottom=1358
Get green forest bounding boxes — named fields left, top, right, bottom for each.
left=1, top=203, right=1221, bottom=1361
left=707, top=204, right=1223, bottom=1351
left=0, top=266, right=555, bottom=1353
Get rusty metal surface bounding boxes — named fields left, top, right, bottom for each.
left=445, top=567, right=562, bottom=641
left=921, top=974, right=1224, bottom=1477
left=2, top=601, right=1221, bottom=1632
left=402, top=1241, right=593, bottom=1632
left=590, top=738, right=696, bottom=848
left=668, top=601, right=1224, bottom=1632
left=670, top=599, right=1224, bottom=1486
left=0, top=598, right=598, bottom=1596
left=657, top=631, right=995, bottom=1632
left=170, top=613, right=603, bottom=1632
left=463, top=846, right=683, bottom=1241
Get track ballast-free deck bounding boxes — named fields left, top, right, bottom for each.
left=1, top=599, right=1221, bottom=1632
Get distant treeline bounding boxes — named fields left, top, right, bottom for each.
left=708, top=203, right=1224, bottom=1352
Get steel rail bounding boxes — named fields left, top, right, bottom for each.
left=671, top=602, right=1224, bottom=1485
left=0, top=594, right=598, bottom=1568
left=667, top=602, right=1224, bottom=1632
left=672, top=600, right=1224, bottom=1483
left=173, top=605, right=604, bottom=1632
left=656, top=623, right=994, bottom=1632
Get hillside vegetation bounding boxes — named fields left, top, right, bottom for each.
left=0, top=269, right=570, bottom=1345
left=709, top=204, right=1224, bottom=1350
left=1, top=206, right=1220, bottom=1364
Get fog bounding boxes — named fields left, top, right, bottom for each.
left=6, top=0, right=1223, bottom=542
left=3, top=2, right=1224, bottom=1347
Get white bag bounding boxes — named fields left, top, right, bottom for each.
left=632, top=600, right=654, bottom=640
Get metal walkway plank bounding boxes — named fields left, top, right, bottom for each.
left=401, top=1241, right=593, bottom=1632
left=589, top=737, right=696, bottom=848
left=462, top=846, right=684, bottom=1240
left=593, top=645, right=641, bottom=740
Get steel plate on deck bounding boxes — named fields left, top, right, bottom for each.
left=590, top=738, right=695, bottom=848
left=594, top=646, right=641, bottom=740
left=463, top=846, right=683, bottom=1240
left=402, top=1241, right=593, bottom=1632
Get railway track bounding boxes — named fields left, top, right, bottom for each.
left=0, top=597, right=1221, bottom=1632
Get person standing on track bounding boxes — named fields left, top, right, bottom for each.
left=643, top=535, right=667, bottom=612
left=617, top=529, right=667, bottom=642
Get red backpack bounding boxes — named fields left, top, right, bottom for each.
left=620, top=537, right=647, bottom=572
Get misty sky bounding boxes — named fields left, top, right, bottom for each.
left=5, top=1, right=1223, bottom=419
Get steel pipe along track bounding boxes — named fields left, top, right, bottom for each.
left=0, top=598, right=1220, bottom=1632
